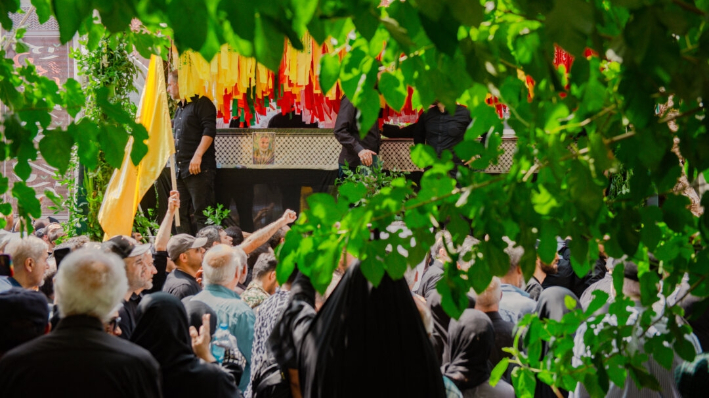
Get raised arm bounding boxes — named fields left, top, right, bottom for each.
left=239, top=209, right=297, bottom=254
left=155, top=191, right=179, bottom=251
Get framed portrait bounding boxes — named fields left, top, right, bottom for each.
left=253, top=132, right=275, bottom=165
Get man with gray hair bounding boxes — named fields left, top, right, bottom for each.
left=102, top=235, right=157, bottom=340
left=190, top=244, right=255, bottom=392
left=0, top=236, right=49, bottom=293
left=0, top=249, right=161, bottom=397
left=499, top=244, right=536, bottom=323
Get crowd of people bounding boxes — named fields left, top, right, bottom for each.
left=1, top=194, right=708, bottom=397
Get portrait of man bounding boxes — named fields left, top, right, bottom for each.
left=253, top=132, right=275, bottom=165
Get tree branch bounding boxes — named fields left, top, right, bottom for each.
left=672, top=0, right=706, bottom=16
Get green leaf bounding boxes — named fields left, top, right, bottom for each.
left=31, top=0, right=52, bottom=24
left=98, top=124, right=129, bottom=168
left=253, top=14, right=285, bottom=72
left=545, top=0, right=595, bottom=57
left=565, top=294, right=577, bottom=310
left=437, top=266, right=469, bottom=319
left=38, top=130, right=74, bottom=174
left=445, top=0, right=484, bottom=26
left=129, top=124, right=149, bottom=166
left=53, top=0, right=90, bottom=44
left=353, top=87, right=380, bottom=139
left=662, top=194, right=694, bottom=233
left=379, top=70, right=407, bottom=112
left=167, top=0, right=208, bottom=52
left=0, top=0, right=19, bottom=30
left=511, top=367, right=537, bottom=398
left=338, top=182, right=368, bottom=204
left=490, top=358, right=509, bottom=387
left=532, top=184, right=560, bottom=215
left=62, top=78, right=85, bottom=118
left=319, top=53, right=340, bottom=95
left=12, top=182, right=41, bottom=219
left=418, top=8, right=460, bottom=56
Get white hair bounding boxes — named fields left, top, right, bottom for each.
left=55, top=249, right=128, bottom=322
left=474, top=277, right=502, bottom=309
left=6, top=236, right=48, bottom=269
left=203, top=245, right=245, bottom=286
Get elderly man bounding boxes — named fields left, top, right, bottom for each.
left=192, top=244, right=255, bottom=392
left=0, top=236, right=49, bottom=293
left=0, top=249, right=161, bottom=397
left=163, top=234, right=208, bottom=299
left=102, top=235, right=157, bottom=340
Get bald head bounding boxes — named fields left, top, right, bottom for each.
left=202, top=244, right=247, bottom=287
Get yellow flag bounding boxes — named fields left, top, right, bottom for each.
left=98, top=55, right=175, bottom=240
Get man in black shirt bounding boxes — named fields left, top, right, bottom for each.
left=163, top=234, right=207, bottom=299
left=411, top=102, right=473, bottom=164
left=334, top=95, right=381, bottom=177
left=0, top=249, right=162, bottom=398
left=168, top=70, right=217, bottom=234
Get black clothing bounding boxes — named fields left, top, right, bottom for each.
left=0, top=315, right=161, bottom=398
left=533, top=287, right=580, bottom=398
left=176, top=168, right=216, bottom=233
left=173, top=95, right=217, bottom=234
left=541, top=244, right=607, bottom=298
left=415, top=259, right=444, bottom=297
left=442, top=308, right=495, bottom=391
left=412, top=105, right=472, bottom=163
left=132, top=293, right=238, bottom=398
left=117, top=293, right=140, bottom=341
left=270, top=263, right=446, bottom=398
left=525, top=276, right=543, bottom=301
left=163, top=269, right=202, bottom=300
left=145, top=251, right=169, bottom=294
left=677, top=286, right=709, bottom=352
left=486, top=311, right=514, bottom=367
left=267, top=112, right=319, bottom=128
left=174, top=95, right=217, bottom=178
left=333, top=95, right=381, bottom=167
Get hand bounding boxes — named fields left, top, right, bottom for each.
left=281, top=209, right=297, bottom=224
left=189, top=313, right=216, bottom=362
left=168, top=190, right=180, bottom=214
left=358, top=149, right=377, bottom=167
left=189, top=154, right=202, bottom=175
left=196, top=268, right=203, bottom=286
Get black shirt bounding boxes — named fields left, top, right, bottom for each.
left=412, top=105, right=472, bottom=163
left=163, top=268, right=202, bottom=300
left=173, top=95, right=217, bottom=179
left=486, top=310, right=514, bottom=377
left=333, top=95, right=381, bottom=167
left=118, top=293, right=140, bottom=341
left=0, top=315, right=161, bottom=398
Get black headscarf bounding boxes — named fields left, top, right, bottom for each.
left=533, top=287, right=580, bottom=398
left=132, top=293, right=238, bottom=398
left=182, top=297, right=218, bottom=338
left=441, top=309, right=495, bottom=391
left=294, top=262, right=446, bottom=398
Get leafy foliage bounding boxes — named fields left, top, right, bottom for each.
left=337, top=160, right=409, bottom=208
left=133, top=207, right=159, bottom=241
left=0, top=0, right=708, bottom=396
left=203, top=204, right=231, bottom=227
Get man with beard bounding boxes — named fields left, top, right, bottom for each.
left=525, top=252, right=559, bottom=301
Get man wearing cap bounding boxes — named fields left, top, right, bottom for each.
left=102, top=235, right=156, bottom=340
left=0, top=288, right=50, bottom=357
left=163, top=233, right=208, bottom=300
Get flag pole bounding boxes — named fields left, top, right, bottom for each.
left=169, top=155, right=181, bottom=227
